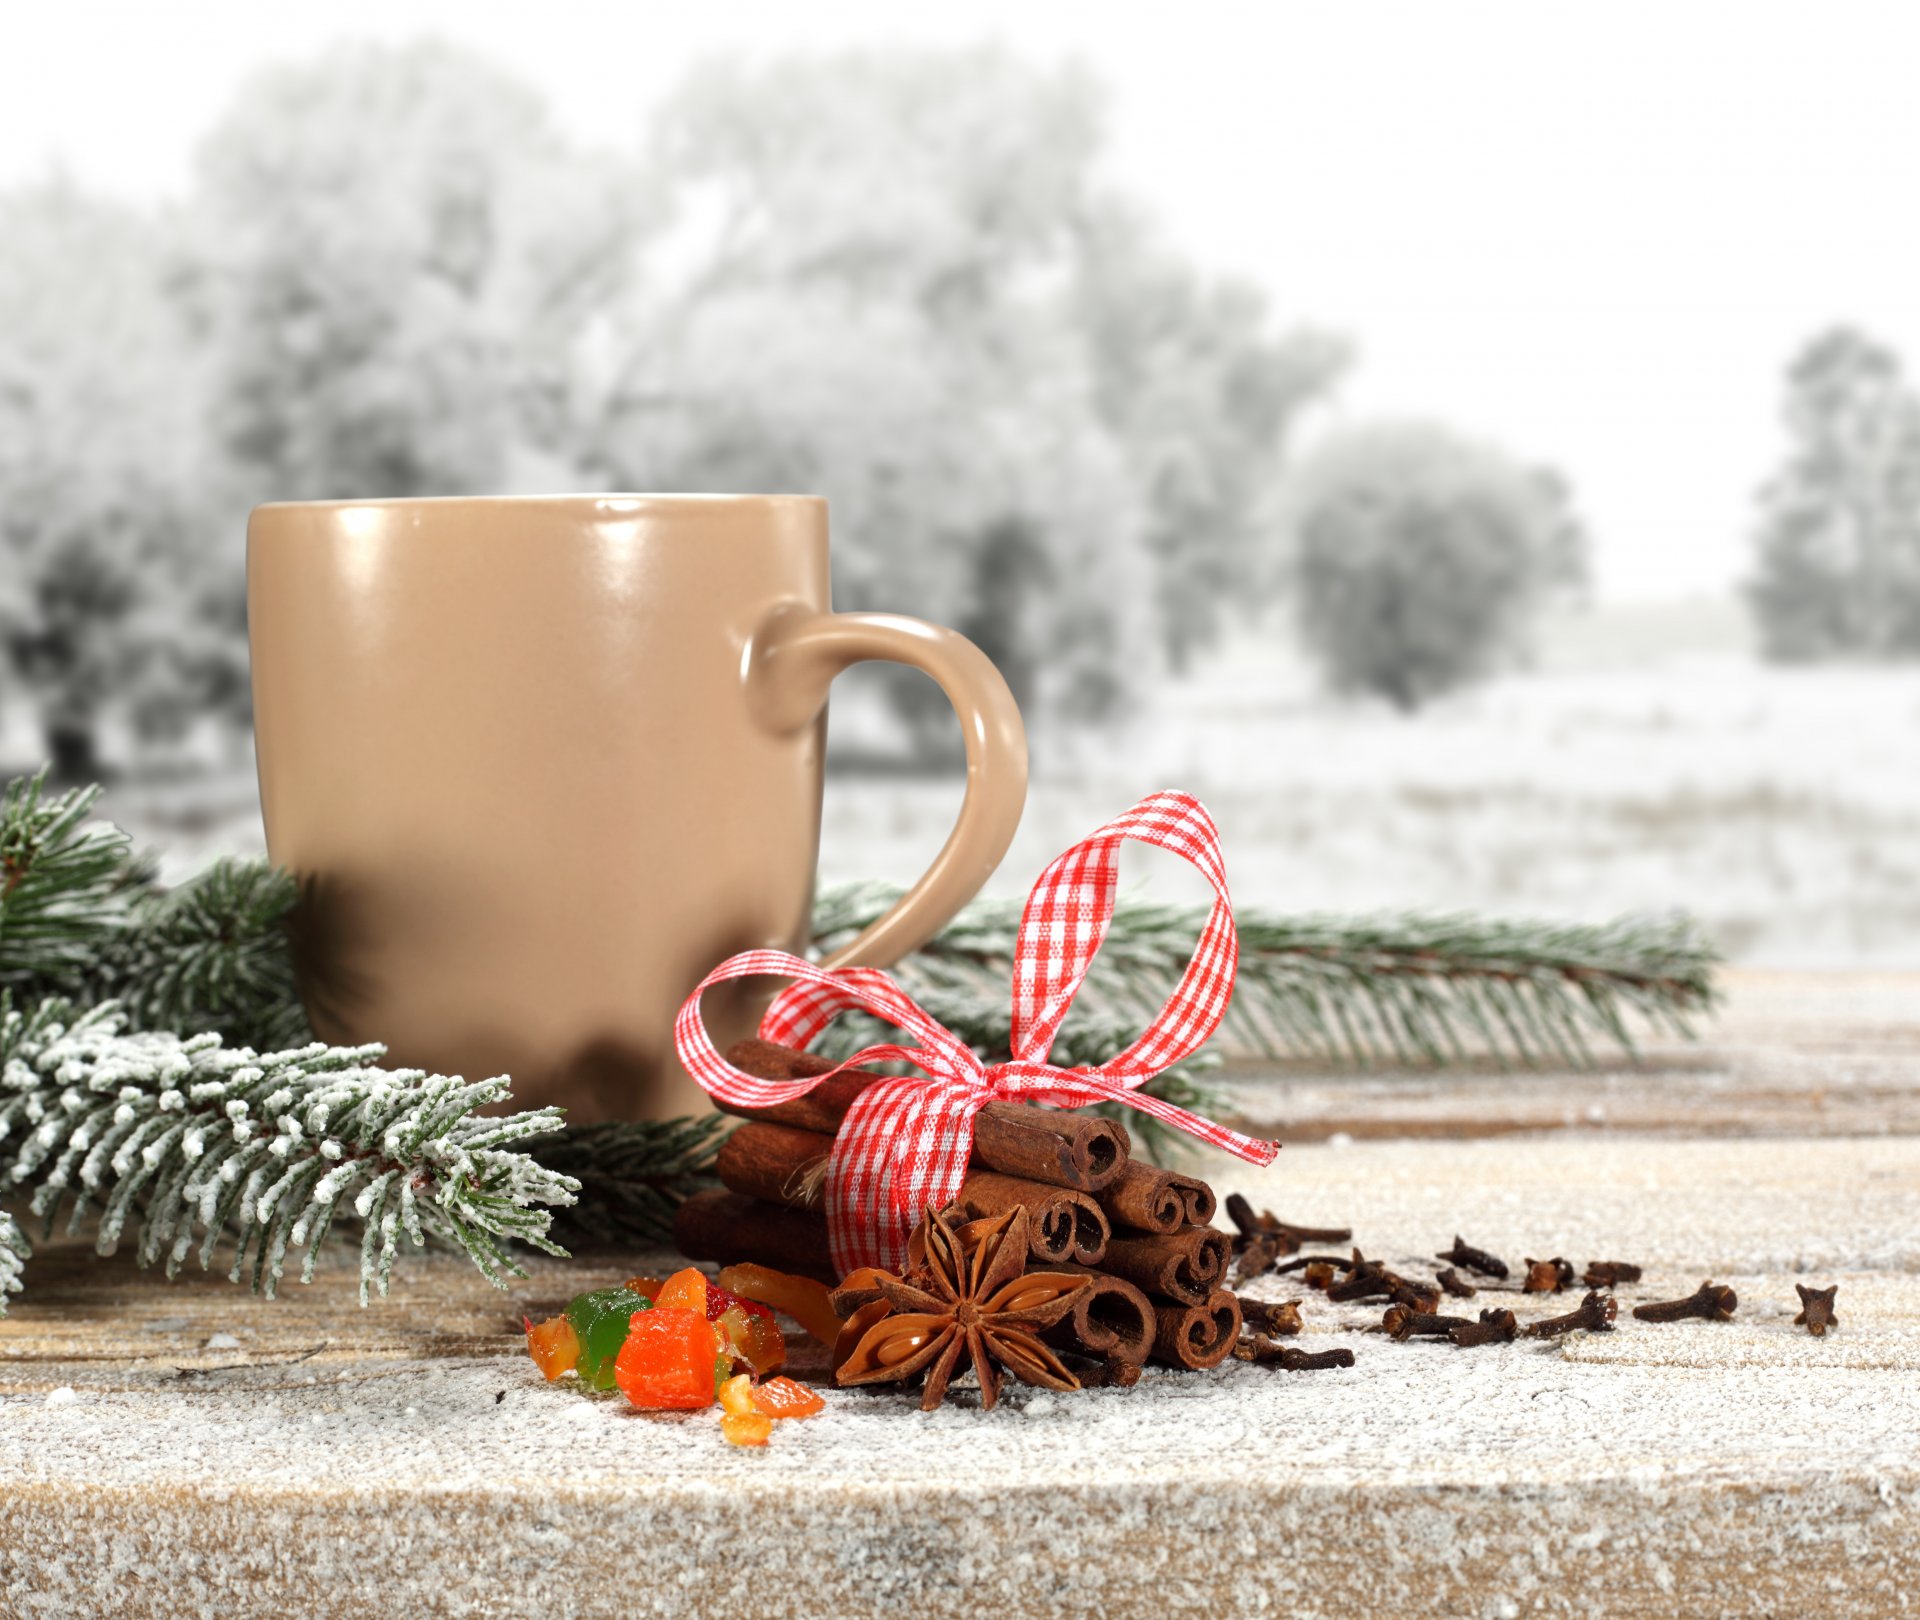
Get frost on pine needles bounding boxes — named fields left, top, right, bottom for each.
left=0, top=1000, right=578, bottom=1309
left=0, top=1208, right=25, bottom=1315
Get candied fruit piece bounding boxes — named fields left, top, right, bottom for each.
left=721, top=1410, right=773, bottom=1447
left=524, top=1314, right=581, bottom=1382
left=718, top=1373, right=757, bottom=1416
left=654, top=1267, right=709, bottom=1316
left=751, top=1376, right=825, bottom=1420
left=566, top=1287, right=653, bottom=1391
left=622, top=1276, right=664, bottom=1302
left=716, top=1303, right=787, bottom=1376
left=705, top=1282, right=776, bottom=1325
left=717, top=1263, right=841, bottom=1346
left=614, top=1307, right=718, bottom=1410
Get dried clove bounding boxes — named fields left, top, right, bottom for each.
left=1435, top=1267, right=1478, bottom=1299
left=1793, top=1284, right=1839, bottom=1338
left=1272, top=1253, right=1362, bottom=1275
left=1233, top=1336, right=1355, bottom=1371
left=1523, top=1257, right=1576, bottom=1294
left=1436, top=1235, right=1509, bottom=1280
left=1381, top=1306, right=1474, bottom=1342
left=1391, top=1280, right=1443, bottom=1313
left=1326, top=1251, right=1437, bottom=1309
left=1302, top=1261, right=1338, bottom=1292
left=1224, top=1194, right=1352, bottom=1256
left=1632, top=1281, right=1738, bottom=1324
left=1237, top=1297, right=1304, bottom=1338
left=1082, top=1356, right=1144, bottom=1388
left=1233, top=1230, right=1287, bottom=1282
left=1450, top=1308, right=1519, bottom=1347
left=1583, top=1260, right=1642, bottom=1288
left=1525, top=1290, right=1617, bottom=1338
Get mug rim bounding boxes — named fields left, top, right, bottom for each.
left=252, top=492, right=824, bottom=515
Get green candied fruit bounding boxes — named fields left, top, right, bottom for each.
left=565, top=1288, right=652, bottom=1390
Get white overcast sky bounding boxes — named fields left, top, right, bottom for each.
left=5, top=1, right=1916, bottom=602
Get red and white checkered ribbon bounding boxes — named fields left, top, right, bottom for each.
left=674, top=790, right=1279, bottom=1274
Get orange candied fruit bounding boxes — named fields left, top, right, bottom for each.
left=717, top=1263, right=841, bottom=1347
left=623, top=1276, right=665, bottom=1302
left=653, top=1267, right=709, bottom=1316
left=614, top=1307, right=719, bottom=1410
left=751, top=1376, right=825, bottom=1420
left=524, top=1314, right=581, bottom=1382
left=721, top=1410, right=773, bottom=1447
left=718, top=1373, right=757, bottom=1417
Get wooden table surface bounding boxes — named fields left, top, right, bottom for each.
left=3, top=968, right=1917, bottom=1619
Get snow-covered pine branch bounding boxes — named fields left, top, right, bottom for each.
left=0, top=1209, right=25, bottom=1314
left=0, top=1000, right=578, bottom=1313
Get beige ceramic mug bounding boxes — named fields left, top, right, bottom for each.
left=247, top=494, right=1027, bottom=1123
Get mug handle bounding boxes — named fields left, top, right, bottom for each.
left=748, top=603, right=1028, bottom=970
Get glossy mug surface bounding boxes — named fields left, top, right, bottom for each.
left=247, top=494, right=1027, bottom=1122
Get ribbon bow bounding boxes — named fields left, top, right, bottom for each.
left=674, top=790, right=1279, bottom=1273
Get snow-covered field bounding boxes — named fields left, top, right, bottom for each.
left=818, top=642, right=1920, bottom=967
left=31, top=625, right=1920, bottom=969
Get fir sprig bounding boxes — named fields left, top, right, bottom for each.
left=529, top=1113, right=731, bottom=1250
left=813, top=883, right=1718, bottom=1070
left=0, top=772, right=142, bottom=993
left=0, top=998, right=578, bottom=1310
left=99, top=860, right=310, bottom=1051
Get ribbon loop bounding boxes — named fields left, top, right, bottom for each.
left=674, top=791, right=1278, bottom=1273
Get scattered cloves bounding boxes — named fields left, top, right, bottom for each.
left=1435, top=1267, right=1478, bottom=1299
left=1633, top=1281, right=1738, bottom=1324
left=1793, top=1284, right=1839, bottom=1337
left=1450, top=1308, right=1519, bottom=1347
left=1233, top=1336, right=1355, bottom=1371
left=1583, top=1260, right=1642, bottom=1288
left=1382, top=1306, right=1474, bottom=1342
left=1225, top=1194, right=1352, bottom=1258
left=1526, top=1290, right=1617, bottom=1338
left=1436, top=1235, right=1510, bottom=1280
left=1523, top=1257, right=1576, bottom=1294
left=1238, top=1297, right=1304, bottom=1338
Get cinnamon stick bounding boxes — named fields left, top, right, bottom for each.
left=716, top=1039, right=1131, bottom=1192
left=1096, top=1160, right=1217, bottom=1234
left=672, top=1188, right=834, bottom=1281
left=1149, top=1288, right=1241, bottom=1371
left=1098, top=1227, right=1232, bottom=1307
left=1039, top=1265, right=1156, bottom=1365
left=951, top=1171, right=1110, bottom=1266
left=713, top=1121, right=1111, bottom=1266
left=714, top=1120, right=832, bottom=1211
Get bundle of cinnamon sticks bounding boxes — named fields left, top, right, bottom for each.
left=674, top=1039, right=1243, bottom=1376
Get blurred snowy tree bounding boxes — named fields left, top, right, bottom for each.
left=1749, top=327, right=1920, bottom=660
left=184, top=42, right=646, bottom=502
left=1074, top=203, right=1350, bottom=670
left=591, top=50, right=1339, bottom=734
left=0, top=185, right=213, bottom=780
left=1277, top=421, right=1585, bottom=710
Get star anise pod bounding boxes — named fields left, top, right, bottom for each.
left=834, top=1205, right=1089, bottom=1411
